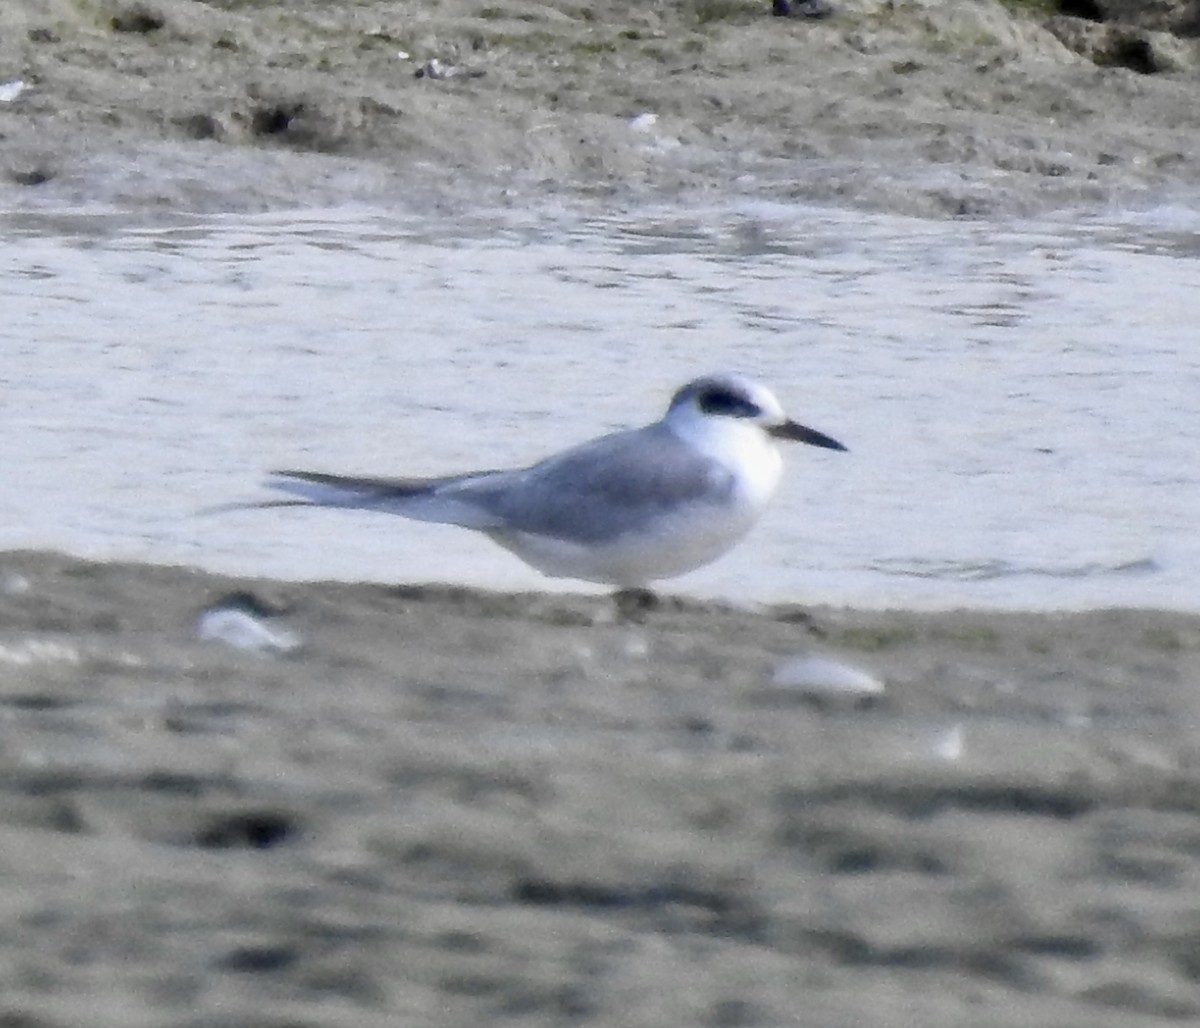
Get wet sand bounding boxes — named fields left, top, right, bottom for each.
left=2, top=551, right=1200, bottom=1025
left=4, top=1, right=1200, bottom=1024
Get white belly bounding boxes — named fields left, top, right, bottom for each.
left=489, top=435, right=783, bottom=587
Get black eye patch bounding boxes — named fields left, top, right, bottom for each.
left=697, top=388, right=762, bottom=418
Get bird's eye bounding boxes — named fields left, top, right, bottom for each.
left=698, top=387, right=761, bottom=418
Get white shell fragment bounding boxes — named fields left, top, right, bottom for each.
left=415, top=58, right=485, bottom=81
left=931, top=723, right=965, bottom=762
left=628, top=112, right=658, bottom=132
left=0, top=639, right=80, bottom=666
left=418, top=57, right=450, bottom=79
left=0, top=80, right=25, bottom=103
left=770, top=655, right=885, bottom=698
left=0, top=571, right=31, bottom=595
left=195, top=600, right=300, bottom=655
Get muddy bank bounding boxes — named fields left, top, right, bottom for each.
left=1, top=550, right=1200, bottom=1024
left=3, top=1, right=1200, bottom=215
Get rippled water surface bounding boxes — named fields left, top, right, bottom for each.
left=4, top=199, right=1198, bottom=608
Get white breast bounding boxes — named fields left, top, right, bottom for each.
left=489, top=419, right=785, bottom=586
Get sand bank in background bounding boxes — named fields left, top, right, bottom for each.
left=2, top=1, right=1200, bottom=215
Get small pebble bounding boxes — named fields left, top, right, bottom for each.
left=772, top=0, right=835, bottom=17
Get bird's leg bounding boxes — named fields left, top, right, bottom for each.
left=612, top=587, right=660, bottom=623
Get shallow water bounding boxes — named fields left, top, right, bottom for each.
left=3, top=198, right=1198, bottom=609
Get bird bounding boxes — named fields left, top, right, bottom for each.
left=258, top=373, right=846, bottom=590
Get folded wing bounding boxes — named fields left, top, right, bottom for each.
left=267, top=423, right=733, bottom=544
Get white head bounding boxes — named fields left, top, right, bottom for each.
left=663, top=373, right=846, bottom=452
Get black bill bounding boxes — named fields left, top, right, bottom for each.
left=768, top=420, right=847, bottom=451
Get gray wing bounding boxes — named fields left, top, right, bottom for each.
left=446, top=424, right=734, bottom=543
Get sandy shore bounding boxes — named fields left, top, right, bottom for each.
left=1, top=550, right=1199, bottom=1025
left=3, top=0, right=1200, bottom=215
left=4, top=1, right=1200, bottom=1024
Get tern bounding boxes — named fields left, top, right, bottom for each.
left=260, top=373, right=845, bottom=589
